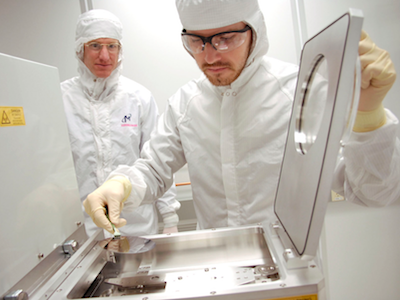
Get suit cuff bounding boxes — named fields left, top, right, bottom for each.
left=162, top=212, right=179, bottom=228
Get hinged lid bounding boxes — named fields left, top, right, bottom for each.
left=273, top=9, right=363, bottom=260
left=0, top=53, right=84, bottom=296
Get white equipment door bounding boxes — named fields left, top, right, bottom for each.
left=0, top=53, right=84, bottom=296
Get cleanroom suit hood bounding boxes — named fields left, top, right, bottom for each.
left=176, top=0, right=269, bottom=74
left=75, top=9, right=123, bottom=101
left=62, top=9, right=180, bottom=237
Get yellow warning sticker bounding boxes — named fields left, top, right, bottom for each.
left=263, top=294, right=318, bottom=300
left=331, top=190, right=344, bottom=202
left=0, top=106, right=26, bottom=127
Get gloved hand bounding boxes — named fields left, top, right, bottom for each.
left=162, top=212, right=179, bottom=234
left=354, top=30, right=396, bottom=132
left=83, top=176, right=132, bottom=234
left=358, top=30, right=396, bottom=111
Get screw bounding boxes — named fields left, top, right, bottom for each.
left=38, top=253, right=44, bottom=259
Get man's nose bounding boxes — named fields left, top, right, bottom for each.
left=203, top=43, right=220, bottom=64
left=98, top=46, right=110, bottom=60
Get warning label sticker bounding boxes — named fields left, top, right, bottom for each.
left=0, top=106, right=26, bottom=127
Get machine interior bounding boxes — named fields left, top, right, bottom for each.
left=67, top=226, right=279, bottom=298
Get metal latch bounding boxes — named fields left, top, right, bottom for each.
left=62, top=240, right=78, bottom=255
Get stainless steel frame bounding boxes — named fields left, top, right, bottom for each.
left=29, top=225, right=323, bottom=300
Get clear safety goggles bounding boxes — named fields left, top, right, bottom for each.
left=85, top=42, right=121, bottom=53
left=181, top=25, right=251, bottom=54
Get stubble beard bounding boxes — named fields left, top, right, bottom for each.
left=202, top=62, right=245, bottom=86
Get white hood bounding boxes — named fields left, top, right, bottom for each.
left=74, top=9, right=123, bottom=101
left=175, top=0, right=269, bottom=69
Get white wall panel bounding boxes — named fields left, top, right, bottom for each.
left=0, top=0, right=80, bottom=83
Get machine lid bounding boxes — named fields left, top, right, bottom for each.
left=0, top=53, right=85, bottom=297
left=273, top=9, right=363, bottom=260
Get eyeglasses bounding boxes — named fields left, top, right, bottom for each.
left=85, top=42, right=121, bottom=53
left=181, top=25, right=251, bottom=54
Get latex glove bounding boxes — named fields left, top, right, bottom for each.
left=162, top=212, right=179, bottom=234
left=83, top=176, right=132, bottom=234
left=358, top=30, right=396, bottom=112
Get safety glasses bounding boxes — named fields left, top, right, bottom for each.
left=181, top=25, right=251, bottom=54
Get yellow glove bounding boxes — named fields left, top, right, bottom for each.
left=83, top=176, right=132, bottom=234
left=354, top=30, right=396, bottom=132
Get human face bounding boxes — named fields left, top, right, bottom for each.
left=185, top=22, right=252, bottom=86
left=83, top=38, right=120, bottom=78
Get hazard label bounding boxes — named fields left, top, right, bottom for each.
left=263, top=294, right=318, bottom=300
left=0, top=106, right=26, bottom=127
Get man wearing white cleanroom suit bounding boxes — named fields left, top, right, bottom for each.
left=61, top=9, right=180, bottom=237
left=83, top=1, right=399, bottom=233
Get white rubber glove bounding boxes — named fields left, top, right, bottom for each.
left=354, top=30, right=396, bottom=132
left=83, top=176, right=132, bottom=234
left=162, top=212, right=179, bottom=234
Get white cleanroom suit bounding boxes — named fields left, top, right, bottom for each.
left=101, top=1, right=400, bottom=230
left=61, top=9, right=180, bottom=237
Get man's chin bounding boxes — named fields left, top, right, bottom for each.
left=203, top=68, right=243, bottom=86
left=93, top=71, right=112, bottom=78
left=205, top=74, right=234, bottom=86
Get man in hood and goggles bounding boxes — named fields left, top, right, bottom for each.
left=83, top=1, right=399, bottom=234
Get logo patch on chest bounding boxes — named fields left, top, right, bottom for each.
left=121, top=114, right=137, bottom=127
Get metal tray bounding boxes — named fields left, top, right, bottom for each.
left=67, top=226, right=279, bottom=298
